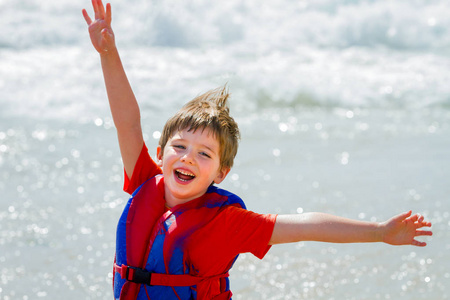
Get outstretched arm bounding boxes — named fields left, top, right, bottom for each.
left=269, top=210, right=432, bottom=247
left=82, top=0, right=143, bottom=177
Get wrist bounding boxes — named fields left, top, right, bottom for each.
left=99, top=46, right=118, bottom=58
left=375, top=222, right=386, bottom=243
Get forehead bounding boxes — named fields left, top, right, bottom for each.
left=170, top=128, right=220, bottom=150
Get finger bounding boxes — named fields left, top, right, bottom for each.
left=415, top=230, right=433, bottom=237
left=423, top=221, right=432, bottom=227
left=417, top=214, right=424, bottom=223
left=93, top=0, right=105, bottom=20
left=105, top=3, right=112, bottom=26
left=101, top=28, right=115, bottom=47
left=97, top=0, right=106, bottom=19
left=411, top=239, right=427, bottom=247
left=392, top=210, right=412, bottom=222
left=93, top=0, right=100, bottom=19
left=407, top=213, right=420, bottom=223
left=82, top=9, right=92, bottom=25
left=101, top=28, right=111, bottom=41
left=417, top=220, right=432, bottom=228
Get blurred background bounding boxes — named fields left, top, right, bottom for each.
left=0, top=0, right=449, bottom=299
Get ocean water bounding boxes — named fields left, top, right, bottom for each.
left=1, top=0, right=449, bottom=299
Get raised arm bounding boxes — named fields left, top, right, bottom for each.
left=269, top=210, right=432, bottom=247
left=82, top=0, right=143, bottom=177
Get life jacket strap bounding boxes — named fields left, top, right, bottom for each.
left=114, top=263, right=229, bottom=287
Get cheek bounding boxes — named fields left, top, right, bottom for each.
left=162, top=149, right=176, bottom=162
left=161, top=163, right=173, bottom=178
left=202, top=161, right=221, bottom=175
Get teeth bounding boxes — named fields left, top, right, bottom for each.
left=177, top=170, right=195, bottom=177
left=175, top=169, right=196, bottom=182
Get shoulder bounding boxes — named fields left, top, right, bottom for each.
left=129, top=174, right=164, bottom=202
left=124, top=143, right=162, bottom=194
left=206, top=185, right=246, bottom=210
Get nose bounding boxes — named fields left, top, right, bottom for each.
left=180, top=151, right=194, bottom=165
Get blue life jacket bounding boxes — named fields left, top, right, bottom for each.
left=113, top=175, right=246, bottom=300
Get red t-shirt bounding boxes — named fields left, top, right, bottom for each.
left=123, top=143, right=277, bottom=270
left=123, top=143, right=162, bottom=194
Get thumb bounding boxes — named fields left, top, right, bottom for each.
left=101, top=28, right=115, bottom=43
left=101, top=28, right=111, bottom=38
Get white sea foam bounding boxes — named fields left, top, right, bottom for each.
left=1, top=0, right=450, bottom=121
left=1, top=1, right=448, bottom=299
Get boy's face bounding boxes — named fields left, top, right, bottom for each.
left=157, top=128, right=230, bottom=207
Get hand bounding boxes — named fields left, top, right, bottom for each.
left=381, top=211, right=432, bottom=247
left=82, top=0, right=115, bottom=54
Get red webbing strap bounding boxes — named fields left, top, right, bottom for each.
left=114, top=263, right=229, bottom=287
left=150, top=272, right=229, bottom=287
left=114, top=263, right=129, bottom=280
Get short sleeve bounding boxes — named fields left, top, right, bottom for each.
left=123, top=143, right=162, bottom=194
left=224, top=206, right=277, bottom=259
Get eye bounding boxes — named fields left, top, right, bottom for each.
left=173, top=145, right=186, bottom=150
left=200, top=152, right=211, bottom=158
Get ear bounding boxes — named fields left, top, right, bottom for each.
left=214, top=167, right=230, bottom=184
left=156, top=145, right=163, bottom=167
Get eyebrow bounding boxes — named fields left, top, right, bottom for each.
left=171, top=138, right=218, bottom=155
left=202, top=144, right=218, bottom=155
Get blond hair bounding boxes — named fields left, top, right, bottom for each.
left=159, top=86, right=240, bottom=170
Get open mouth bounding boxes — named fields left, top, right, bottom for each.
left=175, top=169, right=196, bottom=182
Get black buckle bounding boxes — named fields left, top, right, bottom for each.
left=126, top=266, right=152, bottom=285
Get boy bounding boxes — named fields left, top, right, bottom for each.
left=82, top=1, right=432, bottom=299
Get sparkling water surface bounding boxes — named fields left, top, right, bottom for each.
left=1, top=0, right=449, bottom=299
